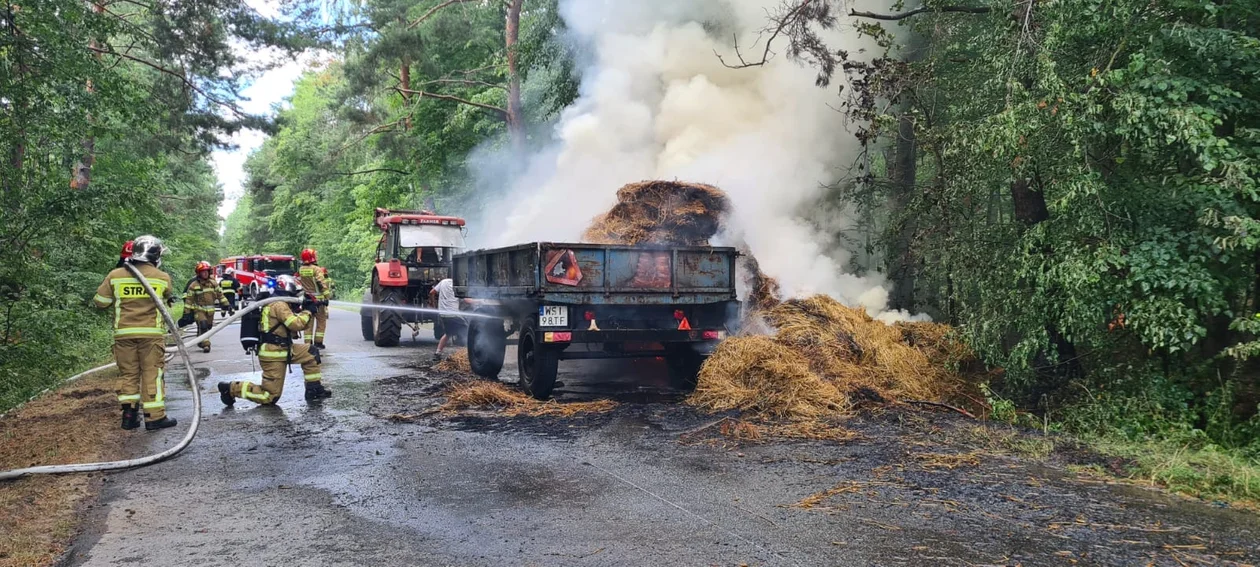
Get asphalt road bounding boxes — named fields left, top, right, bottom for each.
left=64, top=307, right=1260, bottom=566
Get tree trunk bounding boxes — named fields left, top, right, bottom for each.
left=887, top=113, right=917, bottom=311
left=71, top=2, right=105, bottom=191
left=400, top=56, right=412, bottom=131
left=505, top=0, right=524, bottom=153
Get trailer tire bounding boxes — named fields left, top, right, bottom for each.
left=467, top=318, right=506, bottom=379
left=373, top=288, right=404, bottom=347
left=517, top=319, right=558, bottom=400
left=360, top=291, right=375, bottom=341
left=665, top=346, right=705, bottom=391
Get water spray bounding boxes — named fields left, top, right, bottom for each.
left=329, top=299, right=504, bottom=320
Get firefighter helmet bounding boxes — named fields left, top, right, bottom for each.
left=119, top=240, right=134, bottom=260
left=130, top=235, right=166, bottom=265
left=300, top=248, right=317, bottom=264
left=224, top=268, right=235, bottom=276
left=195, top=261, right=213, bottom=275
left=274, top=275, right=304, bottom=297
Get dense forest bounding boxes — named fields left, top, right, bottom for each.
left=3, top=0, right=1258, bottom=481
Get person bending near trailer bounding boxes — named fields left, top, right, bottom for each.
left=429, top=277, right=465, bottom=360
left=93, top=235, right=182, bottom=431
left=217, top=275, right=332, bottom=406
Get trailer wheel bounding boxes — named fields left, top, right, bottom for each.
left=360, top=291, right=374, bottom=341
left=517, top=319, right=558, bottom=400
left=373, top=288, right=404, bottom=347
left=665, top=345, right=705, bottom=391
left=467, top=318, right=506, bottom=379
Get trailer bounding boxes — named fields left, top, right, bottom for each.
left=454, top=242, right=740, bottom=399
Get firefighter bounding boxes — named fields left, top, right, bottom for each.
left=320, top=266, right=335, bottom=300
left=217, top=275, right=332, bottom=406
left=114, top=240, right=134, bottom=268
left=93, top=235, right=182, bottom=431
left=219, top=268, right=241, bottom=315
left=185, top=261, right=227, bottom=353
left=296, top=248, right=331, bottom=349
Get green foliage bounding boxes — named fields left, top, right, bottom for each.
left=0, top=0, right=297, bottom=412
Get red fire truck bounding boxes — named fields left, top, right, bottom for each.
left=217, top=254, right=298, bottom=300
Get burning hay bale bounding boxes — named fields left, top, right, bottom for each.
left=440, top=381, right=617, bottom=417
left=434, top=349, right=472, bottom=373
left=690, top=295, right=967, bottom=420
left=582, top=180, right=730, bottom=246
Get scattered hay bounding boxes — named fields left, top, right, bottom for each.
left=440, top=381, right=617, bottom=417
left=582, top=180, right=730, bottom=246
left=0, top=370, right=129, bottom=567
left=434, top=349, right=471, bottom=374
left=691, top=295, right=969, bottom=420
left=896, top=321, right=977, bottom=370
left=765, top=420, right=858, bottom=442
left=915, top=451, right=982, bottom=470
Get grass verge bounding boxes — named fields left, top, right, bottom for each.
left=0, top=370, right=128, bottom=567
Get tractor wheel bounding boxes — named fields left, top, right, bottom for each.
left=517, top=319, right=558, bottom=400
left=467, top=317, right=506, bottom=379
left=360, top=291, right=374, bottom=341
left=373, top=287, right=404, bottom=347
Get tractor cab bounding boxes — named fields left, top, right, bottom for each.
left=362, top=208, right=468, bottom=347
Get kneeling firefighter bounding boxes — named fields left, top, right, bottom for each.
left=185, top=261, right=227, bottom=353
left=93, top=235, right=182, bottom=431
left=218, top=275, right=332, bottom=406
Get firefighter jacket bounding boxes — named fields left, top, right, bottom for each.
left=297, top=263, right=330, bottom=301
left=321, top=268, right=336, bottom=299
left=94, top=263, right=180, bottom=338
left=258, top=301, right=312, bottom=359
left=185, top=277, right=227, bottom=313
left=219, top=277, right=241, bottom=296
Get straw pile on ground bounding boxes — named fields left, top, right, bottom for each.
left=434, top=349, right=471, bottom=373
left=583, top=180, right=730, bottom=246
left=440, top=381, right=617, bottom=417
left=689, top=295, right=972, bottom=420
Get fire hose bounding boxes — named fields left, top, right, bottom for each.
left=0, top=266, right=299, bottom=481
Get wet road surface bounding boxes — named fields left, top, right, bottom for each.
left=65, top=308, right=1260, bottom=566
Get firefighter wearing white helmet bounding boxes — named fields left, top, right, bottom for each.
left=219, top=267, right=241, bottom=315
left=218, top=274, right=332, bottom=406
left=92, top=235, right=183, bottom=431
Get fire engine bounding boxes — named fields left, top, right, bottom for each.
left=217, top=254, right=298, bottom=300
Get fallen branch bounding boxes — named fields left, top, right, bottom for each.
left=901, top=399, right=978, bottom=419
left=848, top=6, right=991, bottom=20
left=396, top=87, right=508, bottom=117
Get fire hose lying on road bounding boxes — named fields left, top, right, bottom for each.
left=0, top=264, right=299, bottom=481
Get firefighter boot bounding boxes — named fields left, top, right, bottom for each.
left=145, top=416, right=178, bottom=431
left=121, top=405, right=141, bottom=430
left=217, top=382, right=234, bottom=406
left=304, top=381, right=333, bottom=402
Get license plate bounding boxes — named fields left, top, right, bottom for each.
left=539, top=306, right=568, bottom=327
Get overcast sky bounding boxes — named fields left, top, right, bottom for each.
left=211, top=0, right=316, bottom=221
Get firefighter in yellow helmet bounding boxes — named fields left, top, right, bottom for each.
left=185, top=261, right=227, bottom=352
left=93, top=235, right=182, bottom=430
left=217, top=275, right=332, bottom=405
left=297, top=248, right=330, bottom=349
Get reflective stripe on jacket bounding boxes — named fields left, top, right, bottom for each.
left=94, top=264, right=176, bottom=337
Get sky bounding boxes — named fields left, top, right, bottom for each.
left=210, top=0, right=313, bottom=220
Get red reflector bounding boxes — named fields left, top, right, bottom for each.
left=673, top=309, right=685, bottom=321
left=702, top=330, right=725, bottom=340
left=543, top=332, right=572, bottom=343
left=677, top=317, right=691, bottom=331
left=584, top=310, right=595, bottom=321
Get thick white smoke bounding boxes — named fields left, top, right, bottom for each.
left=484, top=0, right=919, bottom=318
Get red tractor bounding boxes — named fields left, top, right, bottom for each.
left=361, top=208, right=467, bottom=346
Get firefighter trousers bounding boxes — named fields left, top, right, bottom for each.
left=306, top=305, right=329, bottom=345
left=195, top=310, right=215, bottom=348
left=113, top=337, right=167, bottom=422
left=230, top=343, right=321, bottom=405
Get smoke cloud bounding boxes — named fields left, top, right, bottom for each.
left=482, top=0, right=918, bottom=318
